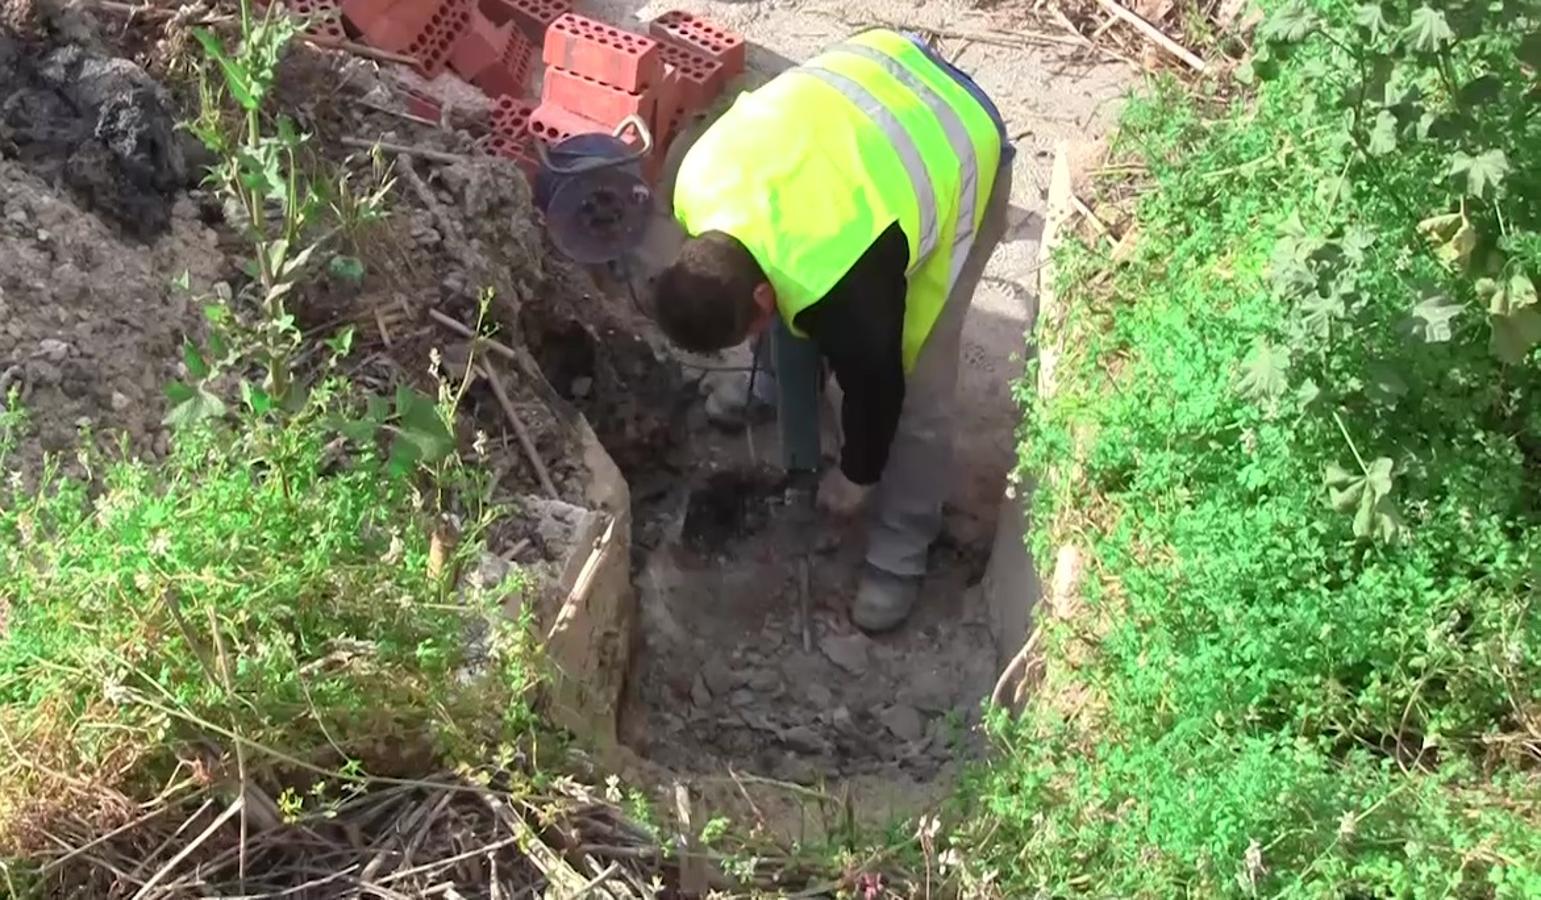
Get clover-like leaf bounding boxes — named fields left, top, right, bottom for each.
left=1260, top=0, right=1320, bottom=42
left=163, top=384, right=228, bottom=429
left=1402, top=293, right=1463, bottom=343
left=1489, top=309, right=1541, bottom=364
left=1295, top=378, right=1323, bottom=409
left=1340, top=225, right=1376, bottom=263
left=1353, top=3, right=1388, bottom=37
left=1402, top=6, right=1454, bottom=53
left=1299, top=292, right=1346, bottom=340
left=1367, top=110, right=1398, bottom=156
left=1364, top=362, right=1408, bottom=406
left=1325, top=457, right=1400, bottom=542
left=1238, top=338, right=1292, bottom=401
left=1457, top=74, right=1502, bottom=105
left=1449, top=149, right=1509, bottom=199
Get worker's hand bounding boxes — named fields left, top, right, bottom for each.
left=817, top=468, right=871, bottom=517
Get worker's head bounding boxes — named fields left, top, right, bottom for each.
left=653, top=231, right=776, bottom=353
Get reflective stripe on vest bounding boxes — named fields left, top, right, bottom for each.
left=819, top=41, right=982, bottom=291
left=796, top=63, right=941, bottom=272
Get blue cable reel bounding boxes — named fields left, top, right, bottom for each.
left=533, top=113, right=655, bottom=266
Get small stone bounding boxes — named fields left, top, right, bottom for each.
left=820, top=633, right=871, bottom=674
left=25, top=359, right=61, bottom=387
left=36, top=339, right=70, bottom=361
left=804, top=682, right=834, bottom=709
left=879, top=704, right=925, bottom=742
left=747, top=668, right=780, bottom=692
left=902, top=669, right=955, bottom=714
left=770, top=754, right=820, bottom=784
left=729, top=689, right=757, bottom=708
left=570, top=376, right=593, bottom=399
left=690, top=674, right=713, bottom=708
left=703, top=658, right=740, bottom=696
left=779, top=725, right=827, bottom=754
left=35, top=229, right=51, bottom=243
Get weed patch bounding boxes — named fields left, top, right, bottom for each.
left=0, top=386, right=539, bottom=853
left=963, top=0, right=1541, bottom=896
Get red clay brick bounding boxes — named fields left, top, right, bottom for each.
left=285, top=0, right=347, bottom=41
left=648, top=10, right=744, bottom=79
left=491, top=95, right=537, bottom=133
left=480, top=0, right=570, bottom=42
left=341, top=0, right=435, bottom=53
left=450, top=8, right=513, bottom=80
left=403, top=88, right=444, bottom=123
left=476, top=132, right=541, bottom=177
left=541, top=66, right=657, bottom=129
left=404, top=0, right=474, bottom=77
left=527, top=103, right=613, bottom=145
left=656, top=41, right=724, bottom=111
left=649, top=62, right=683, bottom=150
left=542, top=14, right=662, bottom=93
left=472, top=27, right=537, bottom=98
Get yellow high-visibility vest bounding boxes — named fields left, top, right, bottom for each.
left=673, top=29, right=1002, bottom=372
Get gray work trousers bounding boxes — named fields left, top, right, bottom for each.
left=764, top=157, right=1015, bottom=577
left=866, top=159, right=1014, bottom=577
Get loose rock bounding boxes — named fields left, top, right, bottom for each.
left=803, top=681, right=834, bottom=709
left=879, top=704, right=925, bottom=742
left=690, top=673, right=713, bottom=708
left=779, top=725, right=828, bottom=755
left=702, top=657, right=740, bottom=696
left=820, top=633, right=871, bottom=674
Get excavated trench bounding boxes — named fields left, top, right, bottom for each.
left=518, top=268, right=1019, bottom=798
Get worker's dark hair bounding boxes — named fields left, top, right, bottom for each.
left=653, top=231, right=766, bottom=353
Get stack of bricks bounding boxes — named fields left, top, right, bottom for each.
left=645, top=10, right=743, bottom=160
left=530, top=15, right=663, bottom=157
left=269, top=0, right=744, bottom=189
left=522, top=10, right=744, bottom=183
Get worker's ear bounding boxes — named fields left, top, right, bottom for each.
left=747, top=282, right=777, bottom=337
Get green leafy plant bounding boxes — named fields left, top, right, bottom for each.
left=1244, top=0, right=1541, bottom=539
left=173, top=0, right=461, bottom=483
left=962, top=0, right=1540, bottom=896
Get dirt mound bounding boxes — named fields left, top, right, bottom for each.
left=0, top=158, right=226, bottom=476
left=0, top=36, right=191, bottom=237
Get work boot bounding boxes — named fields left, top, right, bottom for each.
left=703, top=368, right=777, bottom=430
left=852, top=565, right=921, bottom=633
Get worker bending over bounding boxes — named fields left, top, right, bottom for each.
left=652, top=28, right=1014, bottom=633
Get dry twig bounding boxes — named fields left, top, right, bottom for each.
left=1089, top=0, right=1208, bottom=71
left=477, top=360, right=560, bottom=500
left=341, top=137, right=472, bottom=166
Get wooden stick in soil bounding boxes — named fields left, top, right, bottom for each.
left=1089, top=0, right=1208, bottom=71
left=429, top=309, right=520, bottom=363
left=131, top=796, right=245, bottom=900
left=340, top=137, right=472, bottom=166
left=797, top=557, right=813, bottom=653
left=478, top=361, right=560, bottom=500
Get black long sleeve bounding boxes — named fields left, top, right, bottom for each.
left=792, top=222, right=910, bottom=486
